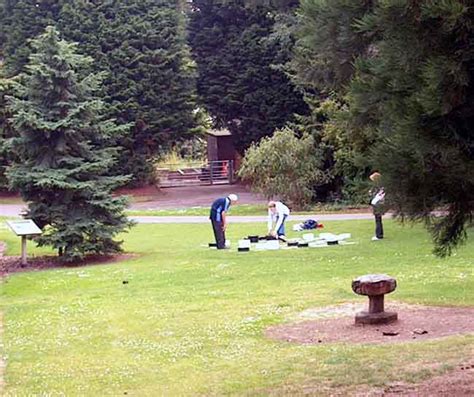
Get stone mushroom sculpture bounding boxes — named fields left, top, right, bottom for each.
left=352, top=274, right=398, bottom=325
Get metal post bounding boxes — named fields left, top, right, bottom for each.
left=228, top=160, right=234, bottom=184
left=209, top=161, right=214, bottom=185
left=21, top=235, right=27, bottom=266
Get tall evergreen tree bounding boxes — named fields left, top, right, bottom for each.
left=5, top=26, right=132, bottom=261
left=0, top=0, right=65, bottom=76
left=296, top=0, right=474, bottom=255
left=58, top=0, right=200, bottom=184
left=289, top=0, right=376, bottom=203
left=188, top=0, right=307, bottom=152
left=0, top=75, right=14, bottom=190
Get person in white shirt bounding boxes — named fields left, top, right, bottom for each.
left=369, top=172, right=385, bottom=241
left=267, top=201, right=290, bottom=238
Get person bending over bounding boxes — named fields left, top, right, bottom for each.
left=209, top=194, right=238, bottom=249
left=267, top=201, right=290, bottom=239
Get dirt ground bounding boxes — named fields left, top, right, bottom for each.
left=0, top=245, right=136, bottom=277
left=266, top=303, right=474, bottom=345
left=0, top=184, right=268, bottom=215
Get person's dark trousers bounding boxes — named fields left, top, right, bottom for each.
left=375, top=214, right=384, bottom=239
left=211, top=219, right=226, bottom=249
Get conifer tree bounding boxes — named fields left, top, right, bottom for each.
left=188, top=0, right=307, bottom=152
left=350, top=0, right=474, bottom=256
left=58, top=0, right=200, bottom=184
left=1, top=0, right=201, bottom=185
left=296, top=0, right=474, bottom=255
left=0, top=0, right=65, bottom=75
left=5, top=26, right=132, bottom=261
left=0, top=76, right=14, bottom=190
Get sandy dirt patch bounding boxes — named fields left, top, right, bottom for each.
left=266, top=303, right=474, bottom=344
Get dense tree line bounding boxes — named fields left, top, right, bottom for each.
left=187, top=0, right=307, bottom=152
left=1, top=0, right=304, bottom=185
left=0, top=0, right=200, bottom=185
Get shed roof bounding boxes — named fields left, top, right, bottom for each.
left=206, top=129, right=232, bottom=137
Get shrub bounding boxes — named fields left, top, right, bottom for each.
left=238, top=128, right=327, bottom=209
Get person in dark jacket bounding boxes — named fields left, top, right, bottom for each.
left=209, top=194, right=238, bottom=249
left=369, top=172, right=386, bottom=241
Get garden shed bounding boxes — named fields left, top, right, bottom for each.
left=206, top=129, right=236, bottom=162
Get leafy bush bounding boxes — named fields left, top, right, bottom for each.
left=238, top=128, right=327, bottom=209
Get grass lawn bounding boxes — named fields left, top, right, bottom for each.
left=125, top=203, right=368, bottom=217
left=0, top=219, right=473, bottom=395
left=125, top=203, right=269, bottom=216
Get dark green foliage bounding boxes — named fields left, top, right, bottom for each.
left=0, top=0, right=65, bottom=188
left=0, top=76, right=13, bottom=190
left=0, top=0, right=65, bottom=76
left=294, top=0, right=373, bottom=92
left=289, top=0, right=372, bottom=201
left=296, top=0, right=474, bottom=255
left=5, top=26, right=132, bottom=261
left=188, top=0, right=307, bottom=152
left=289, top=0, right=376, bottom=204
left=1, top=0, right=201, bottom=185
left=59, top=0, right=200, bottom=185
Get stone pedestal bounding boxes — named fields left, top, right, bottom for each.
left=352, top=274, right=398, bottom=325
left=355, top=310, right=398, bottom=325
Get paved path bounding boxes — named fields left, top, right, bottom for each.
left=0, top=205, right=24, bottom=217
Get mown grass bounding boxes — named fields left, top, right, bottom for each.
left=125, top=204, right=268, bottom=216
left=125, top=203, right=369, bottom=217
left=0, top=219, right=473, bottom=395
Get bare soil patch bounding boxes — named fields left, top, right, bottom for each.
left=266, top=303, right=474, bottom=345
left=0, top=253, right=137, bottom=277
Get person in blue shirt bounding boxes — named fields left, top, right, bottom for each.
left=209, top=194, right=238, bottom=249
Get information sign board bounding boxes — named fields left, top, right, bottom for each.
left=6, top=220, right=42, bottom=236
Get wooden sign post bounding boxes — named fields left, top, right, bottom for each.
left=6, top=220, right=42, bottom=265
